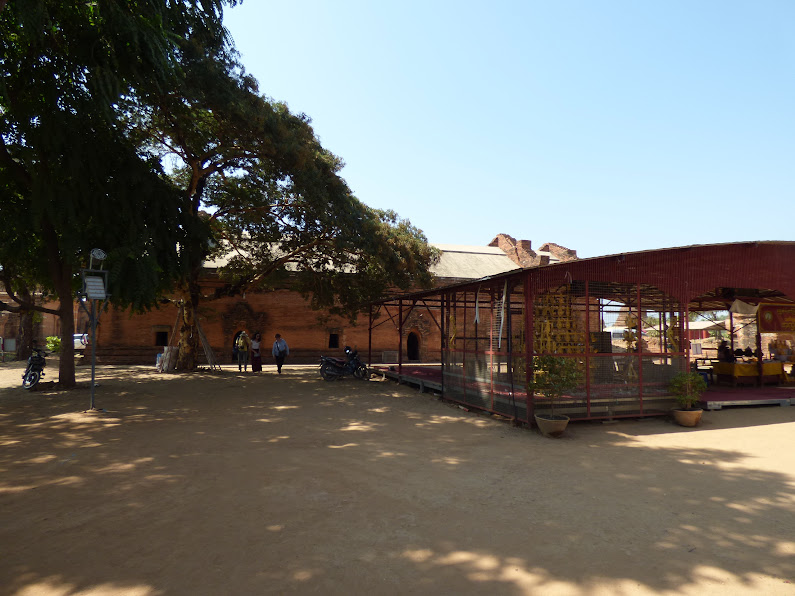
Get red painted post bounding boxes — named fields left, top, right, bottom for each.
left=525, top=276, right=535, bottom=423
left=398, top=299, right=403, bottom=375
left=637, top=282, right=644, bottom=414
left=585, top=280, right=591, bottom=418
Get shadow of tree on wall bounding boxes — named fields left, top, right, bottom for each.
left=0, top=366, right=794, bottom=594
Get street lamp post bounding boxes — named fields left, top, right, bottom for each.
left=79, top=248, right=109, bottom=411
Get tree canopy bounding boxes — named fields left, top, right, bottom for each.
left=0, top=1, right=231, bottom=384
left=126, top=9, right=438, bottom=368
left=1, top=0, right=438, bottom=378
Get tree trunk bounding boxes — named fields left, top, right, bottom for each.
left=56, top=292, right=76, bottom=389
left=175, top=263, right=204, bottom=371
left=16, top=309, right=33, bottom=361
left=176, top=297, right=199, bottom=371
left=41, top=216, right=76, bottom=387
left=173, top=182, right=209, bottom=372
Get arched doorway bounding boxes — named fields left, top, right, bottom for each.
left=407, top=331, right=420, bottom=361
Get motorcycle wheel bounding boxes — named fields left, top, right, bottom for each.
left=320, top=363, right=338, bottom=381
left=354, top=364, right=369, bottom=380
left=22, top=370, right=41, bottom=389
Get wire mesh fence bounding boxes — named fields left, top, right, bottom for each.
left=439, top=278, right=690, bottom=422
left=377, top=243, right=795, bottom=423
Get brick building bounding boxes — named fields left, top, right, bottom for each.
left=0, top=291, right=60, bottom=357
left=90, top=234, right=577, bottom=366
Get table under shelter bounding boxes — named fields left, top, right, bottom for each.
left=368, top=241, right=795, bottom=423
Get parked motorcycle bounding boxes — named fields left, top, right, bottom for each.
left=319, top=346, right=369, bottom=381
left=22, top=346, right=47, bottom=389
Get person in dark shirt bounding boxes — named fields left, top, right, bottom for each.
left=717, top=340, right=735, bottom=363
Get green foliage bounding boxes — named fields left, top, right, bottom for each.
left=137, top=25, right=439, bottom=328
left=668, top=371, right=707, bottom=410
left=0, top=1, right=235, bottom=384
left=45, top=336, right=61, bottom=353
left=213, top=189, right=440, bottom=321
left=2, top=0, right=437, bottom=376
left=0, top=1, right=218, bottom=311
left=528, top=355, right=582, bottom=417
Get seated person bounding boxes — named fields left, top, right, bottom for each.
left=717, top=341, right=736, bottom=363
left=743, top=346, right=754, bottom=358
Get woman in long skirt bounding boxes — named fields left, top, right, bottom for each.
left=250, top=332, right=263, bottom=372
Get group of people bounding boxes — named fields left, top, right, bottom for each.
left=717, top=340, right=763, bottom=363
left=234, top=331, right=290, bottom=374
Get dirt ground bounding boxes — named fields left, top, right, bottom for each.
left=1, top=359, right=795, bottom=596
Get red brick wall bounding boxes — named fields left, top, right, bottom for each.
left=89, top=236, right=572, bottom=366
left=93, top=286, right=443, bottom=366
left=489, top=234, right=544, bottom=267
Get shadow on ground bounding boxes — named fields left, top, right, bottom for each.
left=1, top=364, right=794, bottom=595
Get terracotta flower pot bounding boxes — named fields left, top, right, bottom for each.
left=672, top=408, right=703, bottom=427
left=534, top=414, right=570, bottom=438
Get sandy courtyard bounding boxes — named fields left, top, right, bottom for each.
left=1, top=359, right=794, bottom=596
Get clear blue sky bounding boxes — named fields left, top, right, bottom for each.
left=223, top=1, right=794, bottom=259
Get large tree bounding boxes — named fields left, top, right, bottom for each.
left=132, top=24, right=438, bottom=369
left=2, top=0, right=437, bottom=378
left=0, top=1, right=231, bottom=385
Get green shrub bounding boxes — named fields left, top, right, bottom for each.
left=528, top=355, right=582, bottom=417
left=669, top=371, right=707, bottom=409
left=45, top=336, right=62, bottom=353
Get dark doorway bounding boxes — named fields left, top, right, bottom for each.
left=407, top=332, right=420, bottom=361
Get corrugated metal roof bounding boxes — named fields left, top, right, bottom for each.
left=374, top=240, right=795, bottom=305
left=575, top=240, right=795, bottom=265
left=204, top=242, right=520, bottom=280
left=431, top=245, right=520, bottom=280
left=431, top=243, right=507, bottom=255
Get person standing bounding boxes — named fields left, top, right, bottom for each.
left=250, top=332, right=263, bottom=372
left=232, top=330, right=242, bottom=362
left=236, top=331, right=251, bottom=371
left=272, top=333, right=289, bottom=374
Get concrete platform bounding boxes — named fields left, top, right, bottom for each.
left=377, top=365, right=443, bottom=394
left=700, top=385, right=795, bottom=410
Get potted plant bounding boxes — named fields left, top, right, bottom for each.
left=668, top=371, right=707, bottom=427
left=528, top=355, right=582, bottom=437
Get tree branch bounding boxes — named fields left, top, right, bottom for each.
left=0, top=273, right=60, bottom=316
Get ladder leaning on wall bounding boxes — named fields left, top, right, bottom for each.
left=196, top=317, right=221, bottom=371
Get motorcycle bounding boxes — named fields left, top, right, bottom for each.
left=319, top=346, right=369, bottom=381
left=22, top=346, right=47, bottom=389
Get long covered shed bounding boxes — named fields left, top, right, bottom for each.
left=368, top=241, right=795, bottom=423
